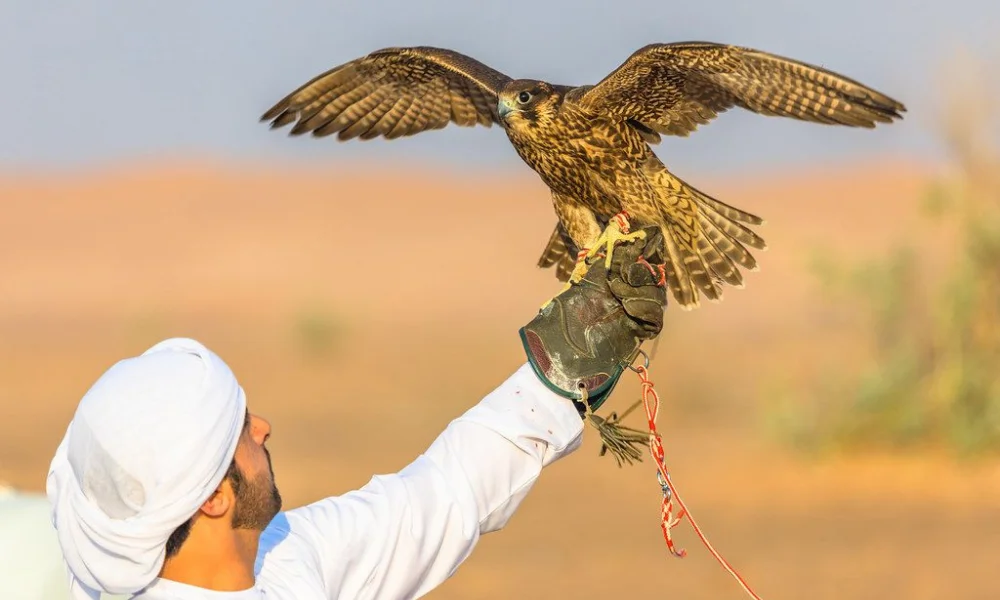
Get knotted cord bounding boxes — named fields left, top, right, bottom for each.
left=580, top=235, right=765, bottom=599
left=631, top=359, right=764, bottom=600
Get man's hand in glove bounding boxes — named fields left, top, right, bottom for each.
left=519, top=224, right=668, bottom=463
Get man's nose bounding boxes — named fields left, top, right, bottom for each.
left=250, top=414, right=271, bottom=445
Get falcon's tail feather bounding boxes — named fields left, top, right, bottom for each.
left=649, top=168, right=768, bottom=308
left=537, top=224, right=580, bottom=283
left=656, top=215, right=723, bottom=309
left=688, top=181, right=767, bottom=263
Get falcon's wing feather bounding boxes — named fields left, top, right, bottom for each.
left=261, top=46, right=513, bottom=141
left=578, top=42, right=906, bottom=137
left=537, top=223, right=580, bottom=283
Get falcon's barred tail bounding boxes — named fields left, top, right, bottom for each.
left=649, top=167, right=768, bottom=308
left=538, top=224, right=581, bottom=283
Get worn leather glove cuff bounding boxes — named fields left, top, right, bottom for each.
left=519, top=225, right=668, bottom=418
left=519, top=327, right=635, bottom=417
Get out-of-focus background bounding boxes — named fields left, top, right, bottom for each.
left=2, top=2, right=999, bottom=599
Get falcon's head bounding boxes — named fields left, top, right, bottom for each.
left=497, top=80, right=559, bottom=129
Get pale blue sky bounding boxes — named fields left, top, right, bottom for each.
left=1, top=1, right=995, bottom=175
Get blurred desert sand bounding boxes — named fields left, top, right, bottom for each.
left=1, top=158, right=998, bottom=599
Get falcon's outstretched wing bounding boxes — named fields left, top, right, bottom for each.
left=262, top=46, right=513, bottom=141
left=577, top=42, right=906, bottom=138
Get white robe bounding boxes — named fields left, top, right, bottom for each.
left=130, top=362, right=584, bottom=599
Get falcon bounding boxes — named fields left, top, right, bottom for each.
left=260, top=42, right=905, bottom=309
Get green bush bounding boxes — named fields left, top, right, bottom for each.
left=294, top=305, right=347, bottom=359
left=769, top=74, right=1000, bottom=457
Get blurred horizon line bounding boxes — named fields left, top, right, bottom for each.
left=0, top=149, right=944, bottom=185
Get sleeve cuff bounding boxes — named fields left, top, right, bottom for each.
left=453, top=362, right=585, bottom=467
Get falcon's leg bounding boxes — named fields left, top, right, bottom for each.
left=584, top=212, right=647, bottom=270
left=566, top=249, right=591, bottom=284
left=540, top=193, right=604, bottom=309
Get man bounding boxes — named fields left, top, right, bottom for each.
left=46, top=227, right=669, bottom=599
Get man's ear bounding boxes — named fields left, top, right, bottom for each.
left=199, top=479, right=233, bottom=519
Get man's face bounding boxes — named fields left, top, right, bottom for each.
left=229, top=410, right=282, bottom=531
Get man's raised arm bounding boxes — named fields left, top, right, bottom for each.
left=261, top=226, right=669, bottom=600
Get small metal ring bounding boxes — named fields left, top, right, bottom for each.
left=627, top=348, right=651, bottom=373
left=656, top=470, right=672, bottom=500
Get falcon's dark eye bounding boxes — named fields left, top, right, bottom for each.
left=517, top=91, right=532, bottom=104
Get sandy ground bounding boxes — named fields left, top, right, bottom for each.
left=1, top=158, right=998, bottom=599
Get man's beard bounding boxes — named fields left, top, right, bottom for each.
left=231, top=445, right=282, bottom=531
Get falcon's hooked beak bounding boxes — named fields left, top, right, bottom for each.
left=497, top=98, right=515, bottom=121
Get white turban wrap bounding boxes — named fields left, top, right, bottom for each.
left=46, top=338, right=248, bottom=599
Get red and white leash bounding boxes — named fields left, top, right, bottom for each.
left=632, top=356, right=764, bottom=600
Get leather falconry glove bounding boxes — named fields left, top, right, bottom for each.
left=519, top=225, right=668, bottom=466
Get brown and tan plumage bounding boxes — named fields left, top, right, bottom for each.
left=261, top=42, right=905, bottom=309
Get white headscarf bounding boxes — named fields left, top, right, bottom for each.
left=46, top=337, right=247, bottom=599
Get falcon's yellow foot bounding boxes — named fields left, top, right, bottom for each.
left=567, top=249, right=591, bottom=284
left=541, top=249, right=590, bottom=310
left=586, top=212, right=647, bottom=269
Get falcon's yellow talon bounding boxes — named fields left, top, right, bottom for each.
left=568, top=258, right=590, bottom=283
left=586, top=214, right=647, bottom=269
left=540, top=248, right=591, bottom=309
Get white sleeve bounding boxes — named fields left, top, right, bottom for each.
left=279, top=362, right=585, bottom=600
